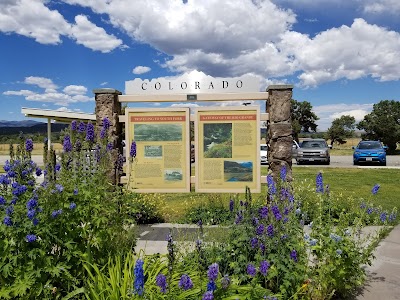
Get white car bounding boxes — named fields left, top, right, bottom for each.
left=260, top=144, right=268, bottom=164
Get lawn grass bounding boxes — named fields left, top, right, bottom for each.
left=0, top=143, right=63, bottom=155
left=160, top=167, right=400, bottom=223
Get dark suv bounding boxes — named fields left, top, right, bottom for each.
left=296, top=139, right=330, bottom=165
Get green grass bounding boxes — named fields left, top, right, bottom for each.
left=160, top=167, right=400, bottom=223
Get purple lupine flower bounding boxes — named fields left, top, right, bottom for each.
left=115, top=154, right=124, bottom=172
left=207, top=263, right=219, bottom=281
left=25, top=139, right=33, bottom=152
left=235, top=211, right=243, bottom=224
left=78, top=122, right=86, bottom=133
left=280, top=165, right=287, bottom=181
left=259, top=243, right=265, bottom=254
left=256, top=224, right=265, bottom=235
left=106, top=142, right=113, bottom=151
left=259, top=206, right=268, bottom=219
left=271, top=205, right=282, bottom=221
left=280, top=188, right=290, bottom=200
left=71, top=120, right=77, bottom=131
left=267, top=224, right=274, bottom=237
left=221, top=275, right=230, bottom=289
left=27, top=209, right=36, bottom=220
left=100, top=128, right=107, bottom=139
left=0, top=175, right=10, bottom=185
left=267, top=174, right=276, bottom=195
left=316, top=172, right=324, bottom=193
left=0, top=196, right=6, bottom=205
left=229, top=198, right=234, bottom=212
left=73, top=188, right=78, bottom=195
left=26, top=234, right=37, bottom=243
left=63, top=135, right=73, bottom=152
left=290, top=250, right=298, bottom=262
left=259, top=260, right=270, bottom=276
left=247, top=263, right=257, bottom=276
left=55, top=163, right=61, bottom=172
left=252, top=217, right=259, bottom=226
left=69, top=202, right=77, bottom=210
left=3, top=160, right=11, bottom=172
left=367, top=207, right=373, bottom=214
left=130, top=141, right=137, bottom=158
left=133, top=259, right=144, bottom=296
left=6, top=205, right=14, bottom=215
left=3, top=216, right=12, bottom=226
left=380, top=212, right=387, bottom=222
left=203, top=291, right=214, bottom=300
left=179, top=274, right=193, bottom=290
left=51, top=209, right=62, bottom=218
left=371, top=184, right=380, bottom=195
left=102, top=117, right=111, bottom=130
left=207, top=281, right=216, bottom=292
left=389, top=213, right=397, bottom=222
left=156, top=273, right=167, bottom=293
left=33, top=218, right=39, bottom=226
left=55, top=184, right=64, bottom=193
left=250, top=237, right=258, bottom=248
left=86, top=123, right=95, bottom=142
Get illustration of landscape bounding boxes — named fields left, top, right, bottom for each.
left=224, top=161, right=253, bottom=182
left=164, top=169, right=183, bottom=181
left=134, top=124, right=182, bottom=141
left=144, top=145, right=162, bottom=158
left=203, top=123, right=232, bottom=158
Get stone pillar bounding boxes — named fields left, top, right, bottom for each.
left=93, top=88, right=123, bottom=185
left=266, top=85, right=293, bottom=181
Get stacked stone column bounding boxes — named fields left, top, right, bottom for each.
left=93, top=89, right=123, bottom=185
left=266, top=85, right=293, bottom=181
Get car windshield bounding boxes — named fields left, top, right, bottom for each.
left=260, top=145, right=268, bottom=151
left=358, top=142, right=382, bottom=149
left=301, top=141, right=326, bottom=148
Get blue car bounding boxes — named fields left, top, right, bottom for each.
left=353, top=141, right=387, bottom=166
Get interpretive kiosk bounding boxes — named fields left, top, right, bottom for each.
left=195, top=106, right=261, bottom=193
left=125, top=108, right=191, bottom=192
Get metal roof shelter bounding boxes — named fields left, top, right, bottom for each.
left=21, top=107, right=95, bottom=150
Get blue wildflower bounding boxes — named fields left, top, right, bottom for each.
left=130, top=141, right=136, bottom=158
left=272, top=205, right=282, bottom=221
left=247, top=263, right=257, bottom=276
left=51, top=209, right=62, bottom=218
left=6, top=205, right=14, bottom=215
left=267, top=224, right=274, bottom=237
left=3, top=160, right=11, bottom=172
left=26, top=234, right=37, bottom=243
left=3, top=216, right=12, bottom=226
left=229, top=198, right=234, bottom=212
left=290, top=250, right=298, bottom=262
left=250, top=237, right=258, bottom=248
left=309, top=239, right=318, bottom=246
left=86, top=123, right=95, bottom=142
left=106, top=142, right=113, bottom=151
left=0, top=174, right=10, bottom=185
left=25, top=139, right=33, bottom=152
left=156, top=273, right=167, bottom=293
left=252, top=216, right=259, bottom=226
left=367, top=207, right=373, bottom=215
left=71, top=120, right=77, bottom=131
left=280, top=165, right=287, bottom=181
left=235, top=211, right=243, bottom=224
left=380, top=212, right=387, bottom=222
left=330, top=233, right=342, bottom=242
left=336, top=249, right=342, bottom=256
left=179, top=274, right=193, bottom=290
left=207, top=263, right=219, bottom=281
left=133, top=259, right=144, bottom=296
left=63, top=135, right=73, bottom=152
left=77, top=122, right=86, bottom=133
left=33, top=218, right=39, bottom=226
left=55, top=184, right=64, bottom=193
left=0, top=196, right=6, bottom=205
left=69, top=202, right=77, bottom=210
left=207, top=280, right=216, bottom=292
left=202, top=291, right=214, bottom=300
left=371, top=184, right=380, bottom=195
left=316, top=172, right=324, bottom=193
left=259, top=260, right=270, bottom=276
left=73, top=188, right=78, bottom=195
left=256, top=224, right=265, bottom=235
left=267, top=174, right=276, bottom=195
left=27, top=209, right=36, bottom=220
left=26, top=198, right=38, bottom=210
left=259, top=206, right=268, bottom=219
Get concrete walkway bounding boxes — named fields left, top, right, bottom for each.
left=135, top=223, right=400, bottom=299
left=357, top=224, right=400, bottom=300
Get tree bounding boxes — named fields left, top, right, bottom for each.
left=357, top=100, right=400, bottom=153
left=326, top=115, right=356, bottom=146
left=291, top=99, right=319, bottom=141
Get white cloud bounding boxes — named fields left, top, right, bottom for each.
left=100, top=81, right=108, bottom=86
left=3, top=76, right=93, bottom=106
left=313, top=103, right=373, bottom=130
left=70, top=14, right=123, bottom=53
left=56, top=107, right=72, bottom=112
left=63, top=85, right=87, bottom=95
left=132, top=66, right=151, bottom=75
left=0, top=0, right=70, bottom=44
left=24, top=76, right=58, bottom=89
left=362, top=0, right=400, bottom=14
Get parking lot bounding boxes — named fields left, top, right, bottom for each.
left=291, top=155, right=400, bottom=168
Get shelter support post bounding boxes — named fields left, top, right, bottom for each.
left=93, top=89, right=123, bottom=186
left=266, top=85, right=293, bottom=182
left=47, top=118, right=51, bottom=151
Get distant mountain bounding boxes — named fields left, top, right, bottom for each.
left=0, top=122, right=69, bottom=135
left=0, top=120, right=43, bottom=127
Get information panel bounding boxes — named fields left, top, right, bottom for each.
left=195, top=106, right=260, bottom=193
left=126, top=108, right=190, bottom=192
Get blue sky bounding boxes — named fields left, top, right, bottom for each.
left=1, top=0, right=399, bottom=130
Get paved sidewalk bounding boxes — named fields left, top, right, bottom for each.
left=357, top=224, right=400, bottom=300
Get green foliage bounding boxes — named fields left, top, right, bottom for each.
left=292, top=99, right=320, bottom=141
left=126, top=193, right=165, bottom=224
left=357, top=100, right=400, bottom=153
left=0, top=122, right=135, bottom=299
left=325, top=115, right=356, bottom=146
left=182, top=194, right=232, bottom=225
